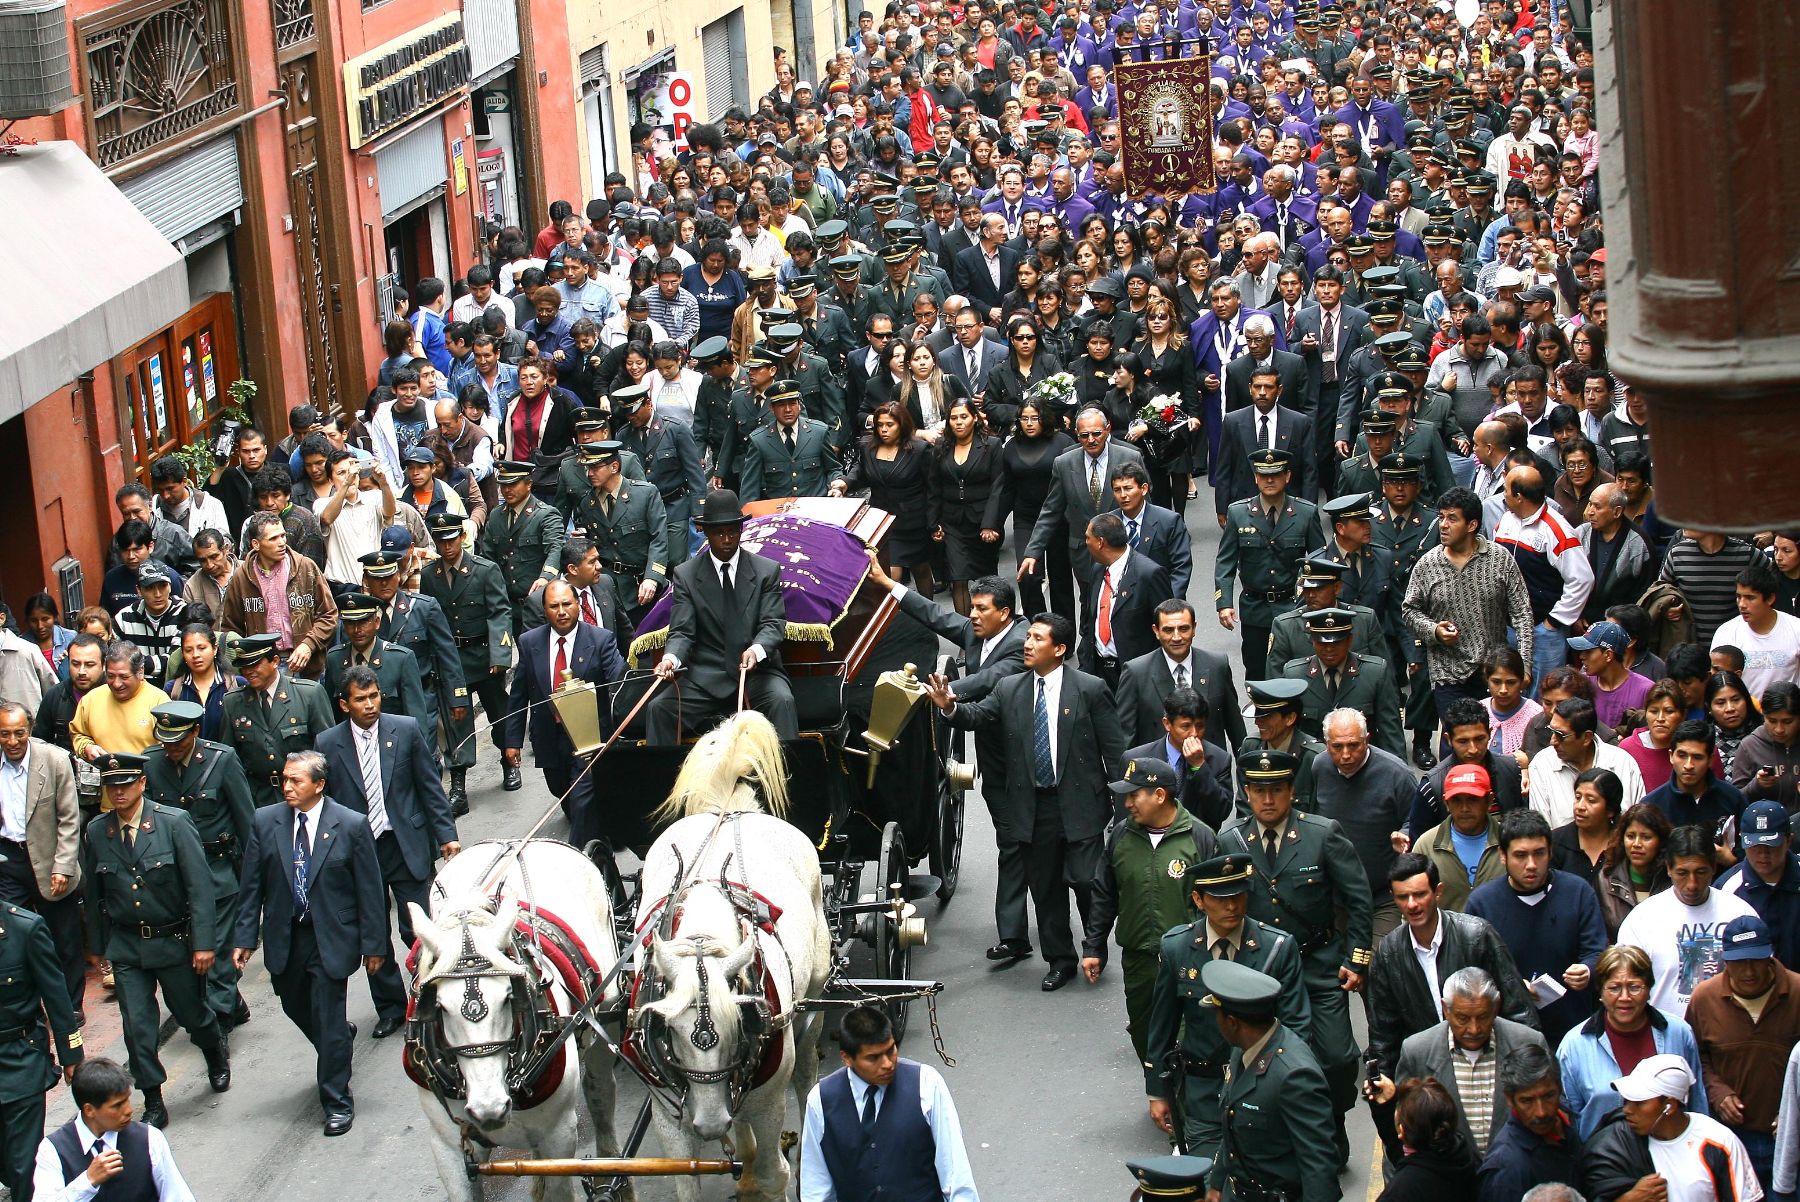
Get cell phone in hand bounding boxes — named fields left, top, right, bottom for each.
left=1364, top=1055, right=1382, bottom=1085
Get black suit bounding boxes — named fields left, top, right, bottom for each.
left=1077, top=551, right=1172, bottom=685
left=953, top=244, right=1022, bottom=313
left=1125, top=737, right=1234, bottom=830
left=946, top=665, right=1127, bottom=967
left=1223, top=349, right=1310, bottom=417
left=1293, top=302, right=1368, bottom=475
left=893, top=587, right=1031, bottom=943
left=646, top=550, right=798, bottom=743
left=315, top=715, right=457, bottom=1023
left=505, top=622, right=625, bottom=846
left=233, top=799, right=386, bottom=1117
left=1213, top=404, right=1316, bottom=514
left=1115, top=646, right=1248, bottom=752
left=937, top=338, right=1009, bottom=397
left=523, top=575, right=633, bottom=641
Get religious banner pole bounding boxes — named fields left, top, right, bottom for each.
left=1113, top=36, right=1219, bottom=199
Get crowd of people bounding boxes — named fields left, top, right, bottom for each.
left=0, top=0, right=1793, bottom=1198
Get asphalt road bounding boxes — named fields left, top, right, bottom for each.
left=40, top=484, right=1382, bottom=1201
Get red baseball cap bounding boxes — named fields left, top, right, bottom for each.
left=1444, top=763, right=1492, bottom=799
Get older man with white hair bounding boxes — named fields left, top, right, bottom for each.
left=1311, top=708, right=1418, bottom=938
left=1234, top=232, right=1286, bottom=310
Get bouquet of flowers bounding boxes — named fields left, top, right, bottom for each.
left=1138, top=395, right=1184, bottom=428
left=1132, top=393, right=1191, bottom=466
left=1022, top=371, right=1076, bottom=414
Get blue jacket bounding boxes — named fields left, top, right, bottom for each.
left=1466, top=870, right=1607, bottom=1045
left=1554, top=1005, right=1708, bottom=1141
left=1719, top=853, right=1800, bottom=973
left=1476, top=1114, right=1582, bottom=1202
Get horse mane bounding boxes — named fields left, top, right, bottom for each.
left=632, top=886, right=753, bottom=1040
left=652, top=710, right=790, bottom=825
left=413, top=898, right=525, bottom=987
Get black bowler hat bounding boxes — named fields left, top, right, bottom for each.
left=697, top=489, right=748, bottom=526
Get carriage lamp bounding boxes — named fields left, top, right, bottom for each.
left=549, top=673, right=607, bottom=756
left=861, top=662, right=929, bottom=787
left=944, top=760, right=976, bottom=793
left=888, top=882, right=929, bottom=950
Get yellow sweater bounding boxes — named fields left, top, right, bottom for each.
left=70, top=684, right=171, bottom=759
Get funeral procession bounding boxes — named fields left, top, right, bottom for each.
left=0, top=0, right=1784, bottom=1197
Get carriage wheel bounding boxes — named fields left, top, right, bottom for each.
left=930, top=772, right=964, bottom=905
left=875, top=821, right=914, bottom=1042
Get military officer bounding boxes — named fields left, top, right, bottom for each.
left=361, top=548, right=467, bottom=801
left=1279, top=608, right=1405, bottom=759
left=570, top=441, right=670, bottom=611
left=1233, top=680, right=1329, bottom=818
left=866, top=242, right=944, bottom=325
left=687, top=336, right=739, bottom=476
left=1217, top=749, right=1372, bottom=1174
left=1333, top=333, right=1416, bottom=453
left=1143, top=854, right=1310, bottom=1157
left=1214, top=448, right=1324, bottom=681
left=419, top=511, right=514, bottom=794
left=0, top=878, right=83, bottom=1202
left=611, top=382, right=704, bottom=571
left=553, top=409, right=647, bottom=516
left=480, top=461, right=566, bottom=636
left=1313, top=493, right=1397, bottom=632
left=787, top=275, right=853, bottom=378
left=1126, top=1154, right=1215, bottom=1202
left=739, top=379, right=848, bottom=503
left=322, top=592, right=431, bottom=725
left=1080, top=757, right=1219, bottom=1065
left=1201, top=959, right=1340, bottom=1202
left=765, top=321, right=847, bottom=451
left=219, top=635, right=334, bottom=810
left=1371, top=453, right=1442, bottom=768
left=80, top=753, right=229, bottom=1128
left=1367, top=373, right=1455, bottom=505
left=714, top=345, right=781, bottom=490
left=142, top=701, right=254, bottom=1031
left=822, top=255, right=880, bottom=351
left=1332, top=411, right=1398, bottom=500
left=1265, top=558, right=1383, bottom=670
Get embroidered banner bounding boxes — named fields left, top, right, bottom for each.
left=1115, top=54, right=1218, bottom=198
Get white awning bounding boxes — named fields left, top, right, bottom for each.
left=0, top=140, right=190, bottom=421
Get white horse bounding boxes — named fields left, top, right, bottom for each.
left=409, top=839, right=628, bottom=1202
left=629, top=711, right=833, bottom=1202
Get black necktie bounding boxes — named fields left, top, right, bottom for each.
left=1259, top=413, right=1272, bottom=450
left=784, top=427, right=796, bottom=456
left=862, top=1085, right=880, bottom=1133
left=1327, top=667, right=1341, bottom=696
left=720, top=562, right=736, bottom=609
left=1264, top=827, right=1279, bottom=862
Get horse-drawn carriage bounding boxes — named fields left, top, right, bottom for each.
left=404, top=497, right=970, bottom=1199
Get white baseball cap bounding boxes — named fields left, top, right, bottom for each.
left=1611, top=1054, right=1694, bottom=1103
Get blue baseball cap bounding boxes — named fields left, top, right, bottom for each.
left=1741, top=799, right=1791, bottom=847
left=1568, top=620, right=1629, bottom=657
left=1721, top=914, right=1774, bottom=961
left=379, top=525, right=414, bottom=552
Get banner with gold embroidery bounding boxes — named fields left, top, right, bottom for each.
left=1115, top=55, right=1218, bottom=198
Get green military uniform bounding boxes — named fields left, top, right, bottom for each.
left=322, top=635, right=431, bottom=726
left=688, top=337, right=739, bottom=470
left=1214, top=450, right=1324, bottom=681
left=864, top=251, right=945, bottom=324
left=1144, top=855, right=1311, bottom=1157
left=1278, top=605, right=1405, bottom=758
left=793, top=291, right=854, bottom=377
left=218, top=644, right=334, bottom=809
left=0, top=896, right=83, bottom=1199
left=1233, top=679, right=1328, bottom=817
left=1266, top=557, right=1383, bottom=670
left=570, top=448, right=672, bottom=601
left=612, top=384, right=705, bottom=571
left=823, top=257, right=881, bottom=346
left=1218, top=750, right=1373, bottom=1174
left=1372, top=456, right=1442, bottom=744
left=716, top=378, right=778, bottom=486
left=765, top=322, right=848, bottom=450
left=554, top=442, right=647, bottom=515
left=420, top=513, right=514, bottom=770
left=1082, top=758, right=1219, bottom=1064
left=1201, top=959, right=1341, bottom=1202
left=479, top=473, right=565, bottom=636
left=81, top=754, right=228, bottom=1118
left=363, top=551, right=465, bottom=757
left=142, top=703, right=254, bottom=1024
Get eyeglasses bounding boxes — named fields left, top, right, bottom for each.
left=1601, top=981, right=1648, bottom=999
left=1011, top=332, right=1038, bottom=341
left=1076, top=430, right=1108, bottom=441
left=1548, top=727, right=1574, bottom=742
left=868, top=331, right=893, bottom=339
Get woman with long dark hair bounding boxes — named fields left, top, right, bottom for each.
left=19, top=593, right=75, bottom=677
left=164, top=623, right=241, bottom=744
left=899, top=340, right=970, bottom=440
left=1595, top=801, right=1673, bottom=939
left=1032, top=282, right=1077, bottom=370
left=984, top=314, right=1063, bottom=435
left=1706, top=669, right=1759, bottom=779
left=1375, top=1077, right=1479, bottom=1202
left=1132, top=295, right=1201, bottom=510
left=928, top=399, right=1005, bottom=615
left=848, top=401, right=935, bottom=595
left=993, top=398, right=1078, bottom=618
left=1553, top=765, right=1623, bottom=881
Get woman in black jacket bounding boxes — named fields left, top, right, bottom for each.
left=1132, top=295, right=1203, bottom=510
left=848, top=400, right=935, bottom=595
left=983, top=314, right=1064, bottom=436
left=994, top=398, right=1077, bottom=619
left=1376, top=1078, right=1480, bottom=1202
left=927, top=399, right=1005, bottom=615
left=1032, top=282, right=1079, bottom=372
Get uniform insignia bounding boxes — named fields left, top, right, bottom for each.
left=1187, top=967, right=1197, bottom=979
left=67, top=1031, right=81, bottom=1048
left=1166, top=858, right=1186, bottom=879
left=277, top=692, right=287, bottom=702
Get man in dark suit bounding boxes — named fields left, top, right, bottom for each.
left=951, top=214, right=1019, bottom=322
left=924, top=612, right=1127, bottom=992
left=1078, top=514, right=1171, bottom=688
left=1020, top=408, right=1146, bottom=613
left=1116, top=598, right=1248, bottom=752
left=1214, top=367, right=1316, bottom=517
left=1293, top=267, right=1368, bottom=470
left=865, top=554, right=1035, bottom=959
left=649, top=490, right=799, bottom=743
left=315, top=667, right=459, bottom=1040
left=1109, top=463, right=1192, bottom=599
left=505, top=581, right=625, bottom=847
left=843, top=311, right=897, bottom=425
left=232, top=750, right=387, bottom=1136
left=937, top=309, right=1009, bottom=399
left=524, top=537, right=634, bottom=641
left=1125, top=687, right=1235, bottom=830
left=1223, top=318, right=1309, bottom=416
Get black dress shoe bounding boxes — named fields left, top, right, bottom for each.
left=371, top=1015, right=404, bottom=1040
left=985, top=941, right=1033, bottom=962
left=323, top=1112, right=354, bottom=1137
left=228, top=998, right=251, bottom=1028
left=346, top=1021, right=358, bottom=1040
left=1041, top=966, right=1077, bottom=992
left=1411, top=744, right=1438, bottom=770
left=501, top=763, right=523, bottom=791
left=141, top=1091, right=168, bottom=1129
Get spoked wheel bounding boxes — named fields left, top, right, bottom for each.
left=930, top=771, right=964, bottom=905
left=875, top=821, right=914, bottom=1041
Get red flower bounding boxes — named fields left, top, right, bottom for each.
left=1160, top=405, right=1179, bottom=424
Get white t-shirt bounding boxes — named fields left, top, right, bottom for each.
left=1648, top=1111, right=1764, bottom=1202
left=1712, top=612, right=1800, bottom=699
left=1616, top=887, right=1758, bottom=1013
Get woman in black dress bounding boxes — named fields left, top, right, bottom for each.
left=899, top=340, right=970, bottom=440
left=848, top=401, right=936, bottom=595
left=1132, top=295, right=1203, bottom=510
left=983, top=313, right=1064, bottom=435
left=993, top=398, right=1078, bottom=619
left=861, top=338, right=913, bottom=421
left=1032, top=282, right=1078, bottom=372
left=928, top=398, right=1005, bottom=615
left=1103, top=351, right=1152, bottom=445
left=1072, top=322, right=1120, bottom=415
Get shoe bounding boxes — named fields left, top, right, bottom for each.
left=1411, top=744, right=1438, bottom=770
left=501, top=763, right=522, bottom=792
left=346, top=1021, right=358, bottom=1040
left=100, top=962, right=115, bottom=991
left=449, top=769, right=470, bottom=817
left=985, top=941, right=1033, bottom=963
left=323, top=1112, right=354, bottom=1137
left=203, top=1040, right=231, bottom=1093
left=141, top=1090, right=168, bottom=1129
left=1040, top=966, right=1076, bottom=992
left=72, top=1009, right=85, bottom=1027
left=371, top=1015, right=404, bottom=1040
left=228, top=998, right=251, bottom=1028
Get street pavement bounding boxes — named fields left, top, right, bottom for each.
left=38, top=482, right=1382, bottom=1201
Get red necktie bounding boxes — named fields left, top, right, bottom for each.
left=580, top=592, right=597, bottom=625
left=553, top=636, right=568, bottom=687
left=1097, top=573, right=1114, bottom=645
left=1286, top=305, right=1298, bottom=342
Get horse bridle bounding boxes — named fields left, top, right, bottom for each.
left=409, top=914, right=556, bottom=1102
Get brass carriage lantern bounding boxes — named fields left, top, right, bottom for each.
left=549, top=672, right=607, bottom=756
left=861, top=662, right=928, bottom=787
